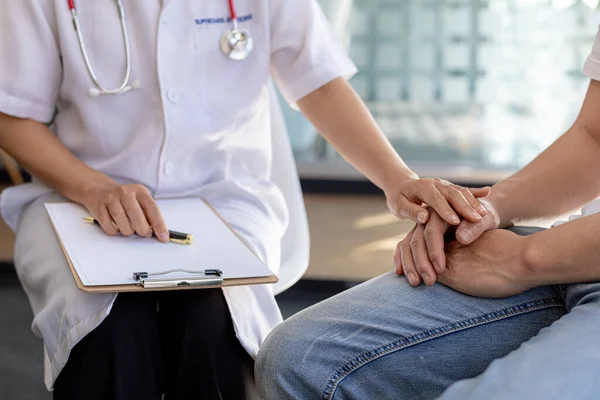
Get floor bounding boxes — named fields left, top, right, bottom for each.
left=0, top=273, right=48, bottom=400
left=0, top=193, right=411, bottom=399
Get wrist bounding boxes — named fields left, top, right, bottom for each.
left=517, top=234, right=546, bottom=290
left=67, top=174, right=118, bottom=207
left=382, top=167, right=418, bottom=196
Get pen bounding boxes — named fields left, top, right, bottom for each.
left=83, top=217, right=193, bottom=245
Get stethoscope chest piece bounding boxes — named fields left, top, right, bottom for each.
left=220, top=28, right=253, bottom=61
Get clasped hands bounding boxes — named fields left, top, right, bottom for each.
left=387, top=179, right=532, bottom=298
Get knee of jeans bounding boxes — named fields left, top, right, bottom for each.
left=256, top=319, right=320, bottom=399
left=255, top=324, right=294, bottom=396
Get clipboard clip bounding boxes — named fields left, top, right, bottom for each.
left=133, top=269, right=223, bottom=289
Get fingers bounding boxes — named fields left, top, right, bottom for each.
left=107, top=197, right=134, bottom=236
left=137, top=191, right=169, bottom=243
left=437, top=184, right=483, bottom=224
left=96, top=205, right=118, bottom=236
left=399, top=228, right=421, bottom=286
left=454, top=199, right=499, bottom=245
left=121, top=192, right=153, bottom=238
left=452, top=184, right=487, bottom=216
left=396, top=211, right=451, bottom=287
left=455, top=219, right=488, bottom=245
left=396, top=198, right=430, bottom=224
left=423, top=212, right=449, bottom=273
left=394, top=241, right=403, bottom=276
left=410, top=224, right=437, bottom=286
left=468, top=186, right=491, bottom=198
left=392, top=178, right=494, bottom=228
left=418, top=188, right=461, bottom=226
left=89, top=183, right=167, bottom=241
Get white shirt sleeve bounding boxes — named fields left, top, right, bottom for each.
left=583, top=25, right=600, bottom=81
left=269, top=0, right=358, bottom=105
left=0, top=2, right=62, bottom=124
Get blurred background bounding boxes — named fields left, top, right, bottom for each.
left=1, top=0, right=599, bottom=398
left=292, top=0, right=599, bottom=184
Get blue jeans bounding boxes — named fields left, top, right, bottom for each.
left=256, top=227, right=600, bottom=399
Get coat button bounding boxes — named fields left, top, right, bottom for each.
left=164, top=161, right=174, bottom=176
left=167, top=90, right=179, bottom=104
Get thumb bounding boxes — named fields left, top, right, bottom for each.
left=394, top=198, right=430, bottom=224
left=455, top=219, right=487, bottom=245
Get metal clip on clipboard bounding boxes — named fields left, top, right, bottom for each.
left=133, top=269, right=223, bottom=289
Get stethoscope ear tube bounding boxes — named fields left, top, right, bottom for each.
left=70, top=0, right=136, bottom=96
left=69, top=0, right=252, bottom=97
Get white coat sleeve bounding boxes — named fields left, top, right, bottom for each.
left=269, top=0, right=358, bottom=105
left=0, top=1, right=62, bottom=124
left=583, top=25, right=600, bottom=81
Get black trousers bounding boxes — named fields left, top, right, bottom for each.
left=53, top=289, right=253, bottom=400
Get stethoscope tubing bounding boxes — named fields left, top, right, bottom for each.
left=69, top=0, right=134, bottom=96
left=68, top=0, right=250, bottom=96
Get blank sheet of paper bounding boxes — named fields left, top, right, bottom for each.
left=45, top=198, right=274, bottom=287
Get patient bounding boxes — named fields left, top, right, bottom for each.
left=255, top=33, right=600, bottom=400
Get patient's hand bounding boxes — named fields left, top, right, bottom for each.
left=437, top=229, right=530, bottom=298
left=394, top=199, right=500, bottom=287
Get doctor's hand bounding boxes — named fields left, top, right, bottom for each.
left=386, top=178, right=491, bottom=226
left=394, top=198, right=500, bottom=287
left=80, top=182, right=170, bottom=243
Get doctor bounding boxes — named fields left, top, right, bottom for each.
left=0, top=1, right=488, bottom=399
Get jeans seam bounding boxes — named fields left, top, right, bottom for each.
left=320, top=296, right=564, bottom=400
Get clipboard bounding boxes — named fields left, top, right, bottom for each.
left=46, top=198, right=278, bottom=293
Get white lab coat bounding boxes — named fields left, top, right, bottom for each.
left=0, top=0, right=356, bottom=390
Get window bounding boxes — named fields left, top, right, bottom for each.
left=283, top=0, right=600, bottom=183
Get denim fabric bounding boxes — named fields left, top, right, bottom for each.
left=437, top=281, right=600, bottom=400
left=255, top=227, right=600, bottom=399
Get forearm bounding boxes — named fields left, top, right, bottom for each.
left=0, top=113, right=116, bottom=204
left=487, top=81, right=600, bottom=227
left=297, top=78, right=417, bottom=192
left=488, top=124, right=600, bottom=227
left=521, top=213, right=600, bottom=287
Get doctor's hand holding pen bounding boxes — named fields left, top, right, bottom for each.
left=80, top=181, right=171, bottom=243
left=0, top=112, right=170, bottom=243
left=297, top=77, right=490, bottom=227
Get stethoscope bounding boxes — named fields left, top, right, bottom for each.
left=67, top=0, right=253, bottom=97
left=220, top=0, right=254, bottom=61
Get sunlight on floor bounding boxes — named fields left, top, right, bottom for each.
left=350, top=233, right=408, bottom=263
left=305, top=195, right=415, bottom=281
left=353, top=212, right=399, bottom=230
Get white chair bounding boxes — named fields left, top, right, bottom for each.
left=268, top=84, right=311, bottom=295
